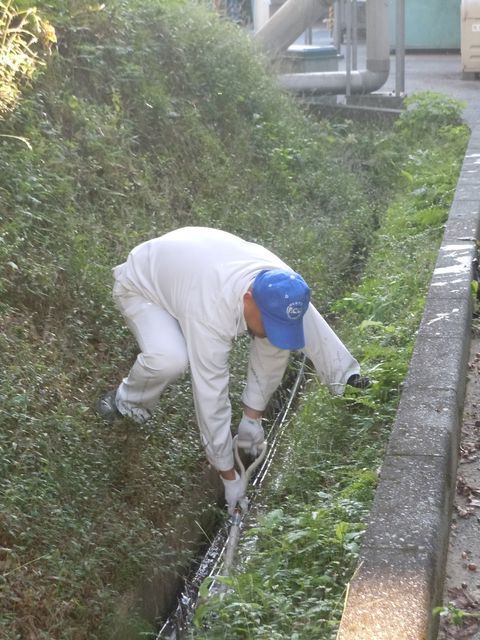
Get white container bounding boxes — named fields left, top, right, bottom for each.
left=461, top=0, right=480, bottom=75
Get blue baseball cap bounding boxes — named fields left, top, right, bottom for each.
left=252, top=269, right=311, bottom=350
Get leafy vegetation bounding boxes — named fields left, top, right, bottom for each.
left=191, top=97, right=469, bottom=639
left=0, top=0, right=54, bottom=116
left=0, top=0, right=469, bottom=638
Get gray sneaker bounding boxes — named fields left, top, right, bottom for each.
left=97, top=390, right=122, bottom=422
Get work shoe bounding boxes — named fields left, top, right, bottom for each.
left=347, top=374, right=371, bottom=389
left=96, top=390, right=122, bottom=422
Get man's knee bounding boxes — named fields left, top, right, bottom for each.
left=137, top=349, right=188, bottom=381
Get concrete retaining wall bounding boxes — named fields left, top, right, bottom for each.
left=337, top=125, right=480, bottom=640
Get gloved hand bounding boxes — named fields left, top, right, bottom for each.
left=221, top=471, right=248, bottom=515
left=237, top=414, right=265, bottom=457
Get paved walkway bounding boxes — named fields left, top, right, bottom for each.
left=382, top=51, right=480, bottom=129
left=301, top=27, right=480, bottom=127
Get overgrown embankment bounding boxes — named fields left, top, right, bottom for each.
left=0, top=1, right=468, bottom=638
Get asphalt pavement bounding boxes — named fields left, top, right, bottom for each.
left=297, top=27, right=480, bottom=127
left=385, top=52, right=480, bottom=129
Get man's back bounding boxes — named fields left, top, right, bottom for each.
left=116, top=226, right=288, bottom=333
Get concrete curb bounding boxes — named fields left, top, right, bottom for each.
left=337, top=125, right=480, bottom=640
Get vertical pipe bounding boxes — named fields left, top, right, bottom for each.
left=333, top=0, right=342, bottom=50
left=366, top=0, right=389, bottom=73
left=345, top=0, right=352, bottom=96
left=352, top=0, right=358, bottom=70
left=253, top=0, right=270, bottom=32
left=395, top=0, right=406, bottom=95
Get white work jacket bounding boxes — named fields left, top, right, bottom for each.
left=114, top=227, right=360, bottom=470
left=116, top=227, right=290, bottom=469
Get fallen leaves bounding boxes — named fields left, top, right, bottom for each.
left=460, top=440, right=480, bottom=464
left=455, top=476, right=480, bottom=519
left=440, top=346, right=480, bottom=639
left=455, top=505, right=475, bottom=518
left=438, top=586, right=480, bottom=638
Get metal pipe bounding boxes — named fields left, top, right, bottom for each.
left=345, top=0, right=352, bottom=96
left=254, top=0, right=325, bottom=55
left=333, top=0, right=342, bottom=50
left=254, top=0, right=390, bottom=96
left=395, top=0, right=405, bottom=95
left=365, top=0, right=389, bottom=77
left=352, top=0, right=358, bottom=70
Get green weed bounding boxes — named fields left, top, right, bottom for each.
left=190, top=96, right=468, bottom=638
left=0, top=0, right=469, bottom=637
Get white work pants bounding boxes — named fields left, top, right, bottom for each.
left=113, top=280, right=189, bottom=420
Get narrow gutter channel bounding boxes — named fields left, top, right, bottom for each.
left=156, top=356, right=307, bottom=639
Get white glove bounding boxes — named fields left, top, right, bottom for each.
left=237, top=414, right=265, bottom=457
left=221, top=471, right=248, bottom=515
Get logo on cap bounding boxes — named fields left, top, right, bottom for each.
left=286, top=301, right=304, bottom=319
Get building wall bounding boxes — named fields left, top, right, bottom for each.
left=389, top=0, right=461, bottom=50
